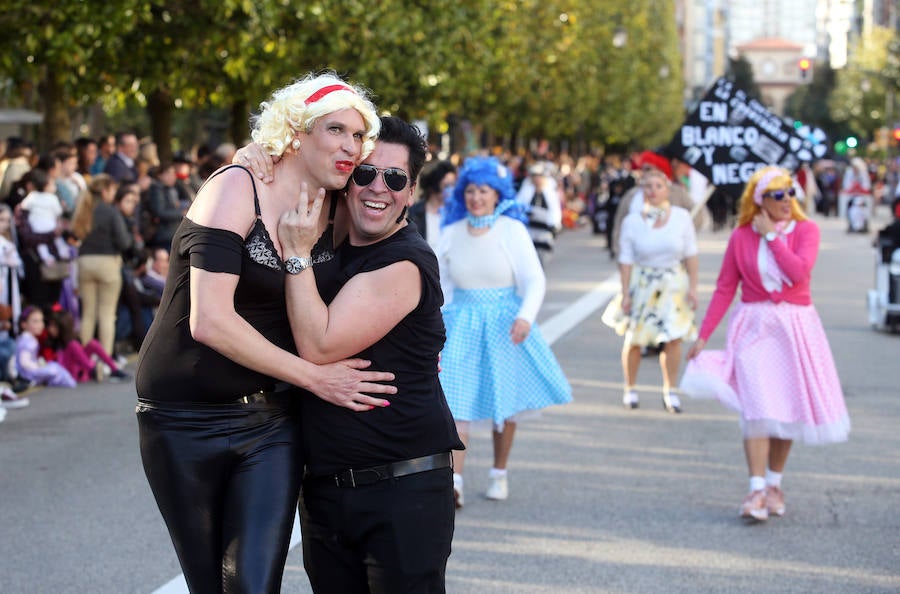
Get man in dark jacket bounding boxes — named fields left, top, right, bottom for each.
left=103, top=132, right=139, bottom=183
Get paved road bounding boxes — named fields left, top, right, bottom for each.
left=1, top=209, right=898, bottom=593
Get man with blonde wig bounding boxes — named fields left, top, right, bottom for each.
left=240, top=72, right=381, bottom=179
left=136, top=72, right=395, bottom=593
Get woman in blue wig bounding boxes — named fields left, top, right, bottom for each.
left=436, top=155, right=572, bottom=508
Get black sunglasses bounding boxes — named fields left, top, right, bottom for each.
left=762, top=188, right=796, bottom=201
left=351, top=164, right=409, bottom=192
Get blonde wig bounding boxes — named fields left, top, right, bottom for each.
left=251, top=72, right=380, bottom=159
left=736, top=166, right=808, bottom=227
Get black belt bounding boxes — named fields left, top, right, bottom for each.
left=313, top=452, right=452, bottom=488
left=234, top=381, right=294, bottom=404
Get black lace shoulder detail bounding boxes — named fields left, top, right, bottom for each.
left=243, top=193, right=339, bottom=271
left=245, top=219, right=281, bottom=270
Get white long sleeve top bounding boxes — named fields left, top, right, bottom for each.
left=436, top=216, right=546, bottom=324
left=618, top=206, right=698, bottom=269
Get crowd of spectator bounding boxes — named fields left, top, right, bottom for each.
left=0, top=132, right=231, bottom=420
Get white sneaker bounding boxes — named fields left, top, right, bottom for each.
left=453, top=473, right=464, bottom=509
left=663, top=392, right=682, bottom=413
left=1, top=391, right=30, bottom=409
left=485, top=474, right=508, bottom=501
left=622, top=391, right=639, bottom=409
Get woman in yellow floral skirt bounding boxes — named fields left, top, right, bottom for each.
left=601, top=168, right=699, bottom=412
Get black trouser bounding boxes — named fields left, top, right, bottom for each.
left=300, top=467, right=455, bottom=594
left=136, top=395, right=303, bottom=594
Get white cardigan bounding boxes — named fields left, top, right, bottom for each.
left=436, top=216, right=546, bottom=324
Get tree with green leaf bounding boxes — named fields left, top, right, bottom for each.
left=829, top=27, right=899, bottom=144
left=0, top=1, right=142, bottom=147
left=2, top=0, right=687, bottom=157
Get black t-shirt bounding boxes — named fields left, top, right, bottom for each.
left=135, top=165, right=338, bottom=403
left=303, top=224, right=464, bottom=474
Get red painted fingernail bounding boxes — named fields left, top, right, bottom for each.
left=382, top=401, right=391, bottom=407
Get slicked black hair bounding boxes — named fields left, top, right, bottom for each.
left=376, top=116, right=427, bottom=184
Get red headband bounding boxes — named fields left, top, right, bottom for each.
left=304, top=84, right=354, bottom=105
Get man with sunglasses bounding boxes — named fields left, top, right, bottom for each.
left=268, top=115, right=463, bottom=593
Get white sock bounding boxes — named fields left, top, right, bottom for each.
left=489, top=468, right=507, bottom=479
left=765, top=469, right=783, bottom=488
left=749, top=476, right=766, bottom=493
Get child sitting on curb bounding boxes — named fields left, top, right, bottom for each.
left=45, top=310, right=128, bottom=383
left=15, top=306, right=76, bottom=388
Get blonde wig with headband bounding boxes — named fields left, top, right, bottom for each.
left=251, top=72, right=380, bottom=159
left=736, top=165, right=807, bottom=226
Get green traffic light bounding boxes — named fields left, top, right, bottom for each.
left=835, top=140, right=848, bottom=154
left=846, top=136, right=858, bottom=148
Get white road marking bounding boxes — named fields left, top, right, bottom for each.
left=540, top=274, right=619, bottom=345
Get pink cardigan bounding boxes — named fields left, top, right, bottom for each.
left=698, top=219, right=820, bottom=341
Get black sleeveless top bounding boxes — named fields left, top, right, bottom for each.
left=303, top=225, right=464, bottom=474
left=135, top=165, right=338, bottom=403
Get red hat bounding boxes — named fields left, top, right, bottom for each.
left=638, top=150, right=674, bottom=181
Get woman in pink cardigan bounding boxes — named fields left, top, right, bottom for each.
left=681, top=165, right=849, bottom=522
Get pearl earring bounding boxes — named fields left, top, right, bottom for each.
left=291, top=138, right=301, bottom=151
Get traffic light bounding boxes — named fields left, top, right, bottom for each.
left=846, top=136, right=858, bottom=149
left=799, top=58, right=811, bottom=79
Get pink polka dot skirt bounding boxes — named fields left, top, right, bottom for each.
left=680, top=301, right=850, bottom=444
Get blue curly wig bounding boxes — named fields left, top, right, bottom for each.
left=441, top=156, right=529, bottom=227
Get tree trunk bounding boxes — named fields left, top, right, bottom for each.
left=38, top=66, right=70, bottom=151
left=147, top=88, right=174, bottom=164
left=230, top=99, right=249, bottom=145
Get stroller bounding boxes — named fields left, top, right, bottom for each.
left=867, top=233, right=900, bottom=332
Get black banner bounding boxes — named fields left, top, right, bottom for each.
left=667, top=77, right=828, bottom=200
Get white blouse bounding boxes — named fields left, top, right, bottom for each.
left=437, top=216, right=546, bottom=323
left=618, top=206, right=698, bottom=268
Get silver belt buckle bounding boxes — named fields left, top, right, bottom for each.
left=335, top=468, right=356, bottom=488
left=237, top=390, right=266, bottom=405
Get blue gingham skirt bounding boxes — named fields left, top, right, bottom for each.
left=440, top=287, right=572, bottom=426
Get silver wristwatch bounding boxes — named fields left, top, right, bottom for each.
left=284, top=256, right=313, bottom=275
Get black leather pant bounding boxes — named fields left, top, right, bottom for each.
left=137, top=395, right=303, bottom=594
